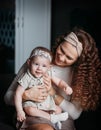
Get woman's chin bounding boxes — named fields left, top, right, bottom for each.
left=55, top=60, right=64, bottom=67
left=54, top=60, right=68, bottom=67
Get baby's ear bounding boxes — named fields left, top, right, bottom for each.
left=27, top=58, right=30, bottom=66
left=49, top=64, right=52, bottom=69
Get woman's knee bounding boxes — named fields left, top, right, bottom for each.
left=26, top=124, right=54, bottom=130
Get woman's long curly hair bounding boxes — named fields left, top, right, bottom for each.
left=52, top=27, right=101, bottom=111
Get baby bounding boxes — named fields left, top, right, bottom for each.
left=14, top=46, right=73, bottom=129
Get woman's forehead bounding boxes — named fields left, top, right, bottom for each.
left=60, top=42, right=78, bottom=59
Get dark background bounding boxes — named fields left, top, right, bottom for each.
left=51, top=0, right=101, bottom=55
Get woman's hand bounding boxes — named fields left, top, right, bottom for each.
left=22, top=85, right=48, bottom=102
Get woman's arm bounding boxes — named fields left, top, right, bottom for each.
left=4, top=62, right=28, bottom=105
left=22, top=85, right=48, bottom=102
left=60, top=99, right=82, bottom=120
left=53, top=94, right=82, bottom=120
left=4, top=75, right=21, bottom=105
left=21, top=70, right=51, bottom=102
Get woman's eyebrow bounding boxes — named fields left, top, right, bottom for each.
left=60, top=45, right=65, bottom=54
left=60, top=45, right=74, bottom=60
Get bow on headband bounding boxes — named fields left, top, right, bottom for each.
left=64, top=32, right=83, bottom=56
left=30, top=49, right=52, bottom=62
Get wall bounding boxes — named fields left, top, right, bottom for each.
left=51, top=0, right=101, bottom=52
left=15, top=0, right=51, bottom=73
left=0, top=0, right=15, bottom=73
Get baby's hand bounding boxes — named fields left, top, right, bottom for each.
left=17, top=110, right=26, bottom=122
left=64, top=86, right=73, bottom=95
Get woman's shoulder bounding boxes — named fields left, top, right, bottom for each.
left=51, top=65, right=72, bottom=84
left=51, top=65, right=71, bottom=72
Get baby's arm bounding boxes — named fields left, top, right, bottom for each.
left=14, top=85, right=26, bottom=122
left=59, top=80, right=73, bottom=95
left=51, top=76, right=73, bottom=95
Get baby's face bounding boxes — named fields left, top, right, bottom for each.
left=29, top=56, right=51, bottom=78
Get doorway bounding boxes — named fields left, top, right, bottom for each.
left=0, top=0, right=15, bottom=74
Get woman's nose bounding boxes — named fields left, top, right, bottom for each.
left=59, top=55, right=65, bottom=62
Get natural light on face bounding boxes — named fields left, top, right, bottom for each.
left=29, top=56, right=51, bottom=78
left=54, top=42, right=78, bottom=67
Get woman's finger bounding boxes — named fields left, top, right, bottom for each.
left=37, top=95, right=47, bottom=102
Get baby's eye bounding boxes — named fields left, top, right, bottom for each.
left=42, top=64, right=47, bottom=67
left=33, top=63, right=39, bottom=66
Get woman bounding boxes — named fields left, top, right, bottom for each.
left=4, top=27, right=101, bottom=130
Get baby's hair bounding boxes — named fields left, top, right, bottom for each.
left=29, top=46, right=53, bottom=63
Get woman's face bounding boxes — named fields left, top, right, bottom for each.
left=54, top=41, right=79, bottom=67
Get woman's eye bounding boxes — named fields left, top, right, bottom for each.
left=58, top=53, right=62, bottom=57
left=66, top=55, right=73, bottom=60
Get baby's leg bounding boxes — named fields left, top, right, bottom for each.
left=24, top=106, right=51, bottom=120
left=50, top=112, right=68, bottom=124
left=24, top=106, right=68, bottom=125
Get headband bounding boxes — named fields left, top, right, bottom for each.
left=64, top=32, right=83, bottom=56
left=30, top=49, right=52, bottom=62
